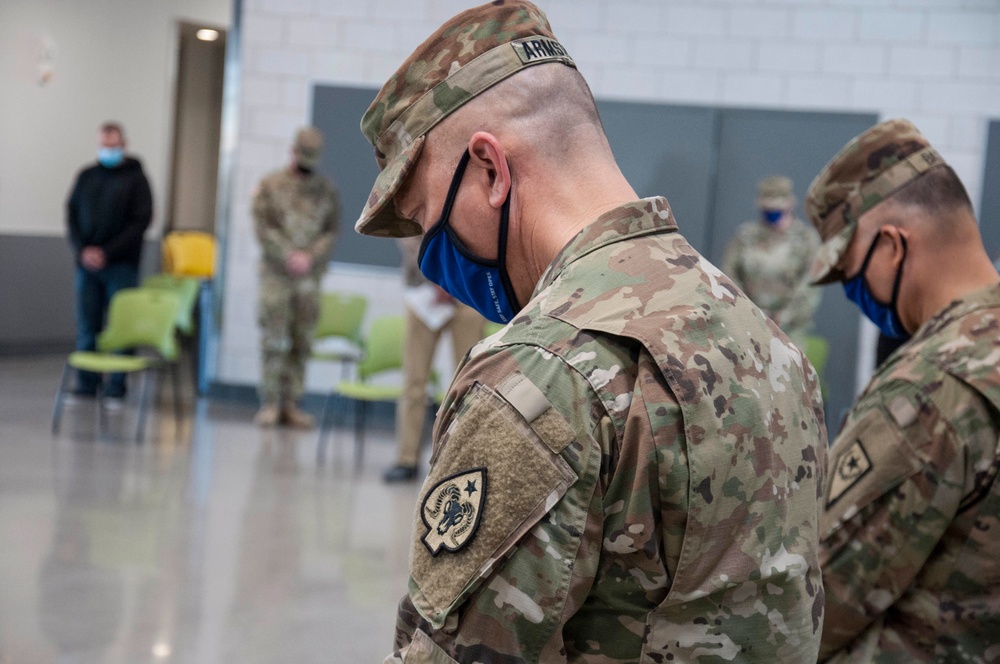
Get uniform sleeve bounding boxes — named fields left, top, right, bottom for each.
left=103, top=170, right=153, bottom=263
left=308, top=185, right=340, bottom=268
left=387, top=346, right=605, bottom=663
left=252, top=180, right=295, bottom=267
left=818, top=391, right=965, bottom=660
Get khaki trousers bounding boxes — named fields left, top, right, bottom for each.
left=395, top=303, right=484, bottom=467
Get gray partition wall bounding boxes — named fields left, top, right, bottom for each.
left=980, top=120, right=1000, bottom=262
left=312, top=85, right=400, bottom=268
left=708, top=109, right=878, bottom=427
left=312, top=83, right=876, bottom=426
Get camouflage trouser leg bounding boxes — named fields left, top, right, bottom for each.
left=258, top=271, right=320, bottom=405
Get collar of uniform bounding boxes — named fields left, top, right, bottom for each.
left=908, top=282, right=1000, bottom=344
left=535, top=197, right=678, bottom=296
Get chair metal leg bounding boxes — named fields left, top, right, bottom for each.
left=171, top=362, right=182, bottom=423
left=97, top=375, right=107, bottom=438
left=135, top=370, right=155, bottom=441
left=51, top=363, right=73, bottom=434
left=354, top=401, right=367, bottom=470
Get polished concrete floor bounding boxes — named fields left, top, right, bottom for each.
left=0, top=355, right=420, bottom=663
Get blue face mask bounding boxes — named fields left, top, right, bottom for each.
left=418, top=150, right=520, bottom=324
left=97, top=147, right=124, bottom=168
left=842, top=234, right=909, bottom=340
left=762, top=209, right=784, bottom=225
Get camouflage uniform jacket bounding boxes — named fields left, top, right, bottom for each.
left=820, top=283, right=1000, bottom=663
left=388, top=197, right=828, bottom=663
left=252, top=168, right=340, bottom=278
left=721, top=218, right=821, bottom=347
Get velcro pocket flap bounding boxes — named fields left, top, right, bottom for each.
left=400, top=629, right=460, bottom=664
left=409, top=381, right=578, bottom=629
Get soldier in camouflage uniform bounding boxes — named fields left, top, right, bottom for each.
left=253, top=127, right=340, bottom=428
left=722, top=176, right=822, bottom=350
left=357, top=3, right=827, bottom=662
left=805, top=119, right=1000, bottom=662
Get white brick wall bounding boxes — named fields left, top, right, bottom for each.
left=218, top=0, right=1000, bottom=388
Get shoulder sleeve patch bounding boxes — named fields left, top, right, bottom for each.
left=827, top=440, right=871, bottom=506
left=822, top=403, right=925, bottom=536
left=409, top=381, right=578, bottom=629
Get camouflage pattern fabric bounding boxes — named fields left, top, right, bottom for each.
left=387, top=197, right=828, bottom=663
left=819, top=283, right=1000, bottom=663
left=722, top=217, right=821, bottom=350
left=253, top=168, right=340, bottom=404
left=805, top=119, right=945, bottom=285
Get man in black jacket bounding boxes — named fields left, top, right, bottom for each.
left=66, top=122, right=153, bottom=398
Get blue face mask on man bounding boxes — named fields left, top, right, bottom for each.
left=97, top=147, right=124, bottom=168
left=762, top=209, right=784, bottom=225
left=417, top=150, right=520, bottom=324
left=842, top=232, right=909, bottom=340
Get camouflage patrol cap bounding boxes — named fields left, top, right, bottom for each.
left=805, top=118, right=946, bottom=285
left=757, top=175, right=795, bottom=209
left=293, top=127, right=324, bottom=168
left=355, top=0, right=576, bottom=238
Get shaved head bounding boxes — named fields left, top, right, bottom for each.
left=428, top=63, right=611, bottom=167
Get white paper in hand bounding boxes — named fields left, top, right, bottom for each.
left=404, top=283, right=455, bottom=332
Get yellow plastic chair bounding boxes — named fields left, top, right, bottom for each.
left=313, top=292, right=368, bottom=436
left=162, top=231, right=216, bottom=278
left=322, top=315, right=416, bottom=467
left=52, top=288, right=182, bottom=441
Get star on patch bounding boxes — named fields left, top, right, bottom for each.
left=420, top=468, right=487, bottom=556
left=828, top=440, right=872, bottom=506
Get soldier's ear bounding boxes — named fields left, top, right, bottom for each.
left=880, top=225, right=908, bottom=269
left=468, top=132, right=510, bottom=210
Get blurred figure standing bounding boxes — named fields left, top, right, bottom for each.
left=722, top=175, right=821, bottom=349
left=66, top=122, right=153, bottom=399
left=253, top=127, right=340, bottom=428
left=383, top=237, right=485, bottom=483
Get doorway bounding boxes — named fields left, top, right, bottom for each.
left=167, top=21, right=226, bottom=234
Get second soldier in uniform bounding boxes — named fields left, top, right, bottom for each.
left=806, top=119, right=1000, bottom=661
left=253, top=127, right=340, bottom=428
left=722, top=175, right=822, bottom=351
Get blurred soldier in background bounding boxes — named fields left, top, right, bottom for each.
left=722, top=175, right=821, bottom=349
left=383, top=236, right=485, bottom=483
left=356, top=2, right=827, bottom=661
left=253, top=127, right=340, bottom=428
left=66, top=122, right=153, bottom=400
left=806, top=119, right=1000, bottom=661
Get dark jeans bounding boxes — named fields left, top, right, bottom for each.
left=75, top=263, right=138, bottom=395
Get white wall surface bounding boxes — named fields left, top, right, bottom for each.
left=0, top=0, right=231, bottom=237
left=220, top=0, right=1000, bottom=389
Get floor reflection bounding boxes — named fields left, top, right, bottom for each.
left=0, top=355, right=420, bottom=663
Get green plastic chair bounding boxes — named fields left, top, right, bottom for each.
left=142, top=273, right=201, bottom=335
left=323, top=315, right=413, bottom=467
left=314, top=292, right=368, bottom=438
left=803, top=334, right=831, bottom=399
left=52, top=288, right=182, bottom=441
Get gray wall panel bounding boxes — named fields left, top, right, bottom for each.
left=709, top=108, right=878, bottom=426
left=312, top=85, right=401, bottom=269
left=0, top=236, right=161, bottom=354
left=980, top=120, right=1000, bottom=261
left=596, top=100, right=717, bottom=253
left=310, top=82, right=879, bottom=429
